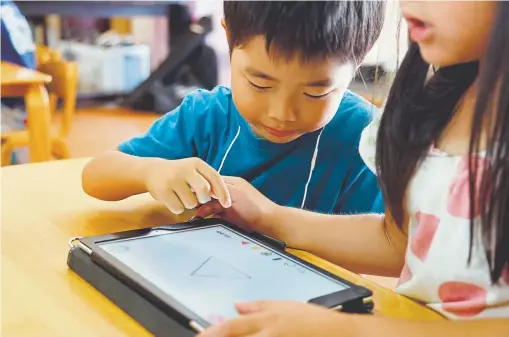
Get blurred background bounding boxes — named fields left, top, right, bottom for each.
left=1, top=0, right=407, bottom=165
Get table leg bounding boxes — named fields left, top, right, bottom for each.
left=24, top=84, right=52, bottom=162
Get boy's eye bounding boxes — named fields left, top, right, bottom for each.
left=304, top=91, right=332, bottom=99
left=248, top=80, right=271, bottom=91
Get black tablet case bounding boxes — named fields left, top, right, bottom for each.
left=68, top=221, right=373, bottom=336
left=67, top=246, right=195, bottom=337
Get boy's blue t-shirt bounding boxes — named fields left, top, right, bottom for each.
left=118, top=86, right=384, bottom=214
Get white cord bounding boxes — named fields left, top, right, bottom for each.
left=300, top=128, right=325, bottom=209
left=217, top=124, right=322, bottom=209
left=218, top=126, right=241, bottom=174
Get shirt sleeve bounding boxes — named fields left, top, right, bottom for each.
left=117, top=91, right=210, bottom=160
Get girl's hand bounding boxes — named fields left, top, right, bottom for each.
left=196, top=177, right=282, bottom=237
left=197, top=301, right=349, bottom=337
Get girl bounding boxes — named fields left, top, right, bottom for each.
left=196, top=1, right=509, bottom=336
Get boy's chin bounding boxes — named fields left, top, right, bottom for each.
left=264, top=133, right=302, bottom=144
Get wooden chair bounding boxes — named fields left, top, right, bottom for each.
left=1, top=62, right=53, bottom=165
left=1, top=44, right=78, bottom=165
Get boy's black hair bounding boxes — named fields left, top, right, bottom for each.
left=223, top=1, right=386, bottom=64
left=377, top=2, right=509, bottom=283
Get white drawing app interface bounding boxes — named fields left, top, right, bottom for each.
left=100, top=225, right=347, bottom=324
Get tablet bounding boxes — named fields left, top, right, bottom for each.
left=73, top=218, right=373, bottom=332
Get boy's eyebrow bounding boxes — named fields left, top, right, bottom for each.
left=304, top=79, right=332, bottom=87
left=245, top=67, right=332, bottom=87
left=245, top=67, right=277, bottom=81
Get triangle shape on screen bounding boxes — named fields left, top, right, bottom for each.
left=190, top=256, right=251, bottom=279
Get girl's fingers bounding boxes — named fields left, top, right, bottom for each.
left=196, top=200, right=224, bottom=218
left=197, top=315, right=262, bottom=337
left=234, top=301, right=279, bottom=315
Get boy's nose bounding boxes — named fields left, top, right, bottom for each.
left=267, top=102, right=297, bottom=122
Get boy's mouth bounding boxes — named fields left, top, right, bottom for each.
left=263, top=125, right=299, bottom=138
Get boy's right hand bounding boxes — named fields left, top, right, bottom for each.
left=144, top=157, right=231, bottom=214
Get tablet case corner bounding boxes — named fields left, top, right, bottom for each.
left=67, top=246, right=195, bottom=337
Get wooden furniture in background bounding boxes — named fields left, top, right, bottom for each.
left=110, top=17, right=132, bottom=35
left=14, top=1, right=208, bottom=105
left=1, top=62, right=52, bottom=164
left=1, top=45, right=78, bottom=165
left=1, top=158, right=444, bottom=336
left=36, top=44, right=78, bottom=159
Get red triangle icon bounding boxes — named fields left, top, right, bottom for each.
left=241, top=241, right=249, bottom=245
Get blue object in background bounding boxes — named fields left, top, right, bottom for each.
left=1, top=0, right=36, bottom=69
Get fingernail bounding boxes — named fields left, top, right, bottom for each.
left=168, top=206, right=183, bottom=215
left=234, top=302, right=253, bottom=313
left=200, top=196, right=211, bottom=204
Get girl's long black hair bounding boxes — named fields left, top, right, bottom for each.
left=376, top=3, right=509, bottom=283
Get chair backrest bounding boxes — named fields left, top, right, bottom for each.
left=35, top=44, right=78, bottom=138
left=36, top=44, right=61, bottom=65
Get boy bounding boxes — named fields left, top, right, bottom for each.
left=82, top=1, right=386, bottom=216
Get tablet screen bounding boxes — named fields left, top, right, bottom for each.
left=98, top=225, right=348, bottom=325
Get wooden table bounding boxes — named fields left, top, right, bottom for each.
left=1, top=158, right=444, bottom=336
left=1, top=61, right=52, bottom=163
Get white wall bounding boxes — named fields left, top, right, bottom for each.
left=363, top=0, right=409, bottom=72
